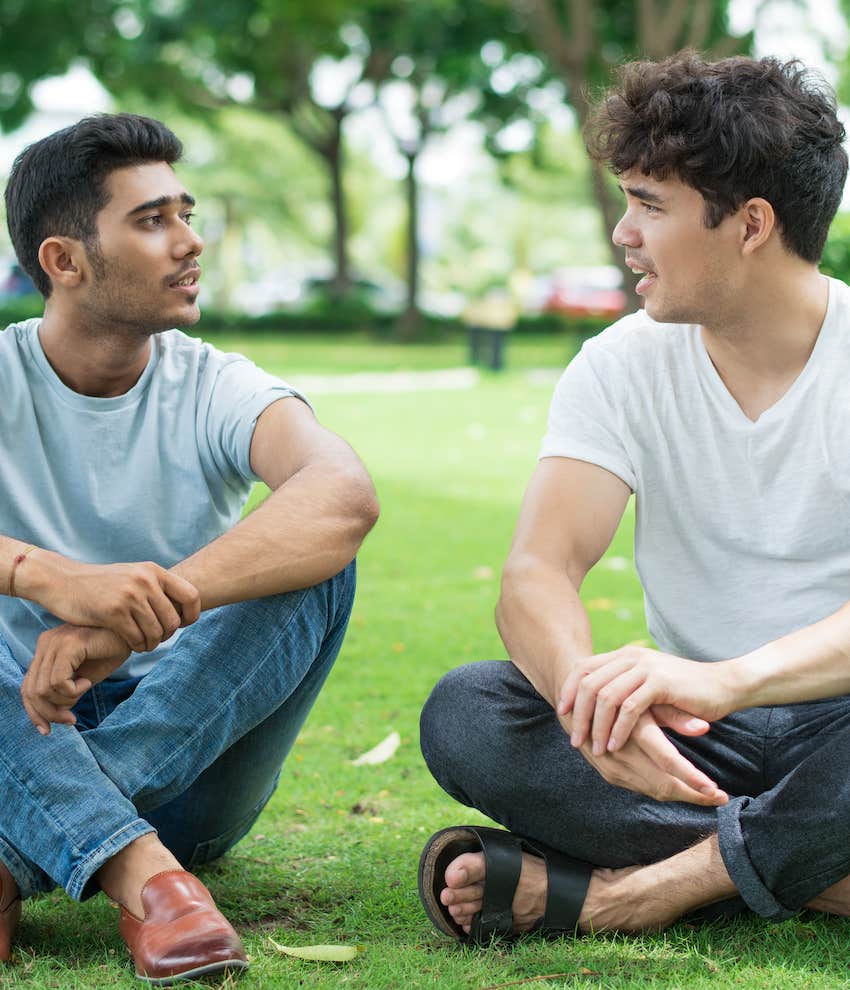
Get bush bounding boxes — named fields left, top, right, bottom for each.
left=821, top=212, right=850, bottom=283
left=0, top=295, right=43, bottom=327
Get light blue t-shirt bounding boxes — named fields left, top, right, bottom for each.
left=0, top=319, right=304, bottom=678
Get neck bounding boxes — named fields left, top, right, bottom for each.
left=699, top=265, right=828, bottom=421
left=38, top=306, right=153, bottom=398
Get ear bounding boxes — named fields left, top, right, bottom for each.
left=740, top=198, right=775, bottom=255
left=37, top=237, right=88, bottom=292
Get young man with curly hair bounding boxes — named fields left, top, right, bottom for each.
left=418, top=52, right=850, bottom=940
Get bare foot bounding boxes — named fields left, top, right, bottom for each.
left=441, top=851, right=547, bottom=933
left=440, top=836, right=736, bottom=936
left=96, top=834, right=183, bottom=918
left=807, top=874, right=850, bottom=917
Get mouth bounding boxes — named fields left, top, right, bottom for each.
left=626, top=260, right=656, bottom=295
left=168, top=267, right=201, bottom=294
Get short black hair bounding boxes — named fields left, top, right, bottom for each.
left=586, top=52, right=848, bottom=263
left=5, top=113, right=183, bottom=298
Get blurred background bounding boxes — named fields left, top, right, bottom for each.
left=2, top=0, right=850, bottom=341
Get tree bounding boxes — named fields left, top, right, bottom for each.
left=357, top=0, right=549, bottom=331
left=504, top=0, right=752, bottom=289
left=78, top=0, right=389, bottom=299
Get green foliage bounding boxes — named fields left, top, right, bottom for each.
left=0, top=295, right=42, bottom=326
left=820, top=212, right=850, bottom=284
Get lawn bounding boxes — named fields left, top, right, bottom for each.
left=5, top=333, right=850, bottom=989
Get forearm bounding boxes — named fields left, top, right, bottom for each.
left=171, top=461, right=378, bottom=610
left=727, top=600, right=850, bottom=709
left=495, top=553, right=593, bottom=708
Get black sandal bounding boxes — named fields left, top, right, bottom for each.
left=418, top=825, right=593, bottom=944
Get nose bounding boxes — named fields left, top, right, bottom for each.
left=612, top=209, right=640, bottom=249
left=176, top=222, right=204, bottom=259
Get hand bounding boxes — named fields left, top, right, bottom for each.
left=21, top=624, right=131, bottom=735
left=558, top=646, right=736, bottom=755
left=572, top=708, right=729, bottom=806
left=36, top=557, right=200, bottom=653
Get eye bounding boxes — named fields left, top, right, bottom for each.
left=642, top=202, right=661, bottom=214
left=180, top=211, right=196, bottom=226
left=139, top=214, right=164, bottom=228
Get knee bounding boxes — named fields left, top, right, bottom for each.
left=420, top=662, right=503, bottom=786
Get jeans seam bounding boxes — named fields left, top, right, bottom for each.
left=131, top=585, right=313, bottom=800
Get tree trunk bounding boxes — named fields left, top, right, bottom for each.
left=323, top=110, right=351, bottom=300
left=398, top=149, right=423, bottom=337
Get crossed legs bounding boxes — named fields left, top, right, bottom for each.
left=421, top=661, right=850, bottom=934
left=0, top=561, right=355, bottom=964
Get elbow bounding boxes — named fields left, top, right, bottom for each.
left=345, top=474, right=380, bottom=544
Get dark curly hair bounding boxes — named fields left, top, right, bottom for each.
left=5, top=113, right=183, bottom=298
left=585, top=52, right=848, bottom=263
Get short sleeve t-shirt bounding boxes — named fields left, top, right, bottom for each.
left=0, top=319, right=306, bottom=678
left=541, top=276, right=850, bottom=663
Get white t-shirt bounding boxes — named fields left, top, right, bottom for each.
left=541, top=276, right=850, bottom=662
left=0, top=320, right=305, bottom=678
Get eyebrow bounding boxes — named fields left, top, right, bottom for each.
left=125, top=193, right=196, bottom=218
left=619, top=183, right=665, bottom=204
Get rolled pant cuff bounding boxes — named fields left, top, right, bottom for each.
left=716, top=797, right=795, bottom=921
left=66, top=819, right=155, bottom=902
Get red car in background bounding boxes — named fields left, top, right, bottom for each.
left=540, top=266, right=628, bottom=319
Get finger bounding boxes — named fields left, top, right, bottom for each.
left=634, top=720, right=727, bottom=800
left=160, top=572, right=201, bottom=626
left=20, top=681, right=51, bottom=735
left=128, top=601, right=166, bottom=652
left=590, top=668, right=646, bottom=755
left=606, top=682, right=663, bottom=751
left=652, top=704, right=711, bottom=737
left=570, top=658, right=635, bottom=749
left=558, top=651, right=622, bottom=716
left=116, top=615, right=148, bottom=654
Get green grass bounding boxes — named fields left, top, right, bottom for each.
left=6, top=337, right=850, bottom=989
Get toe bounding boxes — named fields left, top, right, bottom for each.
left=444, top=852, right=485, bottom=889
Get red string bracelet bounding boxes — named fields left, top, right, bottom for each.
left=8, top=545, right=36, bottom=598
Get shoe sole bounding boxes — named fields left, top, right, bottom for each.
left=135, top=958, right=249, bottom=985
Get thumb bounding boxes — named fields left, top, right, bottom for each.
left=652, top=704, right=710, bottom=736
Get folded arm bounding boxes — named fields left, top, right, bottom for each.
left=496, top=457, right=726, bottom=807
left=19, top=396, right=379, bottom=733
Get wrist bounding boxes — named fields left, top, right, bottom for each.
left=12, top=548, right=71, bottom=605
left=718, top=651, right=771, bottom=712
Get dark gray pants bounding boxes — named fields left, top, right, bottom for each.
left=420, top=660, right=850, bottom=920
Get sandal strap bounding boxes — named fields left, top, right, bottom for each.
left=469, top=828, right=522, bottom=942
left=541, top=848, right=593, bottom=932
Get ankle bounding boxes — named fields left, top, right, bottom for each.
left=97, top=835, right=182, bottom=918
left=0, top=861, right=19, bottom=911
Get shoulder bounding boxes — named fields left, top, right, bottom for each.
left=0, top=318, right=41, bottom=378
left=575, top=310, right=697, bottom=383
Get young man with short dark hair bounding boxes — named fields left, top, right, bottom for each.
left=418, top=52, right=850, bottom=940
left=0, top=113, right=378, bottom=982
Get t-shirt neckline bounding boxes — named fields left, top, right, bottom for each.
left=27, top=319, right=160, bottom=411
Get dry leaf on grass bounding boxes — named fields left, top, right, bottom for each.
left=268, top=938, right=364, bottom=962
left=351, top=731, right=400, bottom=765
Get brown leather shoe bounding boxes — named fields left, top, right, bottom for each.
left=0, top=860, right=21, bottom=963
left=118, top=870, right=247, bottom=984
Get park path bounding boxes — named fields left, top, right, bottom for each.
left=287, top=366, right=560, bottom=395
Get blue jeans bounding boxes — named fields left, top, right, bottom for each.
left=0, top=561, right=355, bottom=902
left=421, top=660, right=850, bottom=921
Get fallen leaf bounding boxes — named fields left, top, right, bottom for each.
left=268, top=939, right=364, bottom=962
left=352, top=731, right=401, bottom=766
